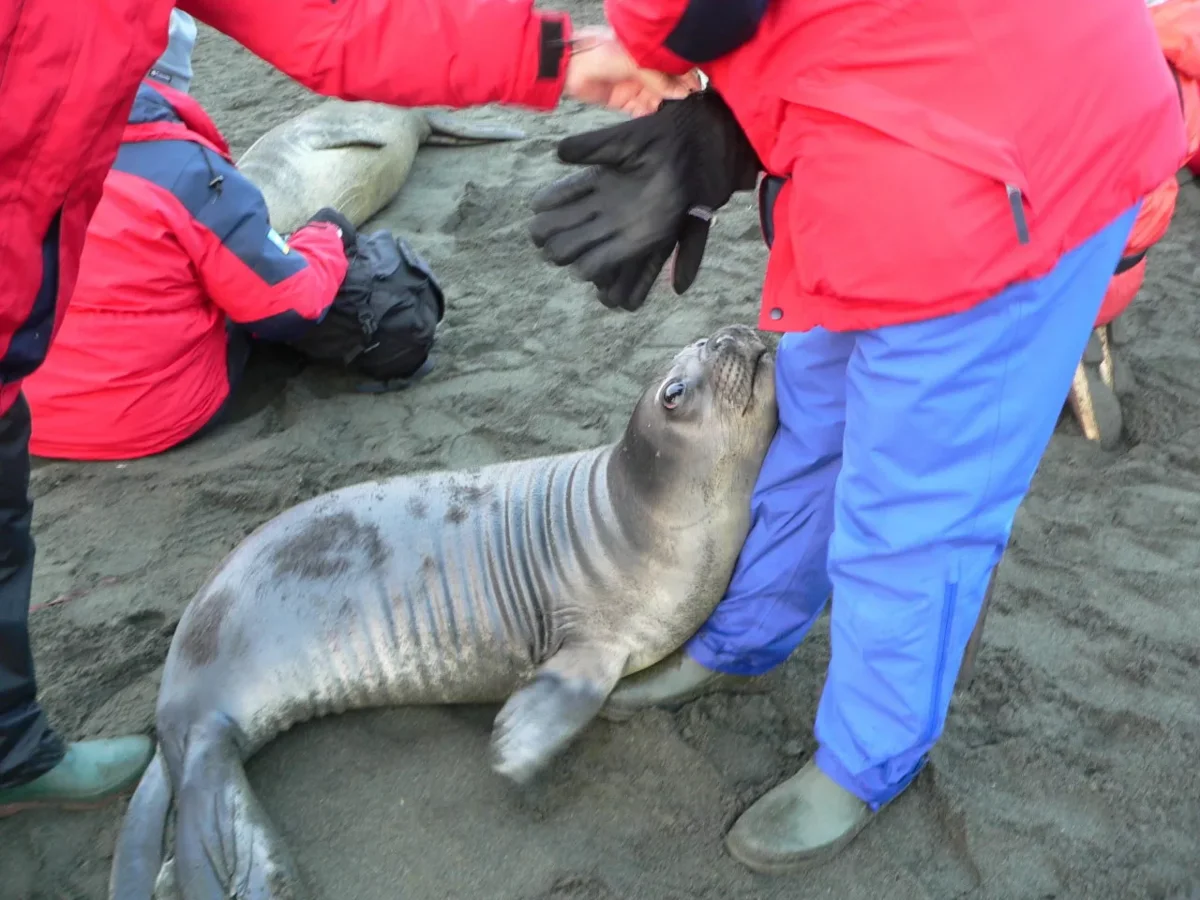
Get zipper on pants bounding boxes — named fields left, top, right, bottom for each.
left=919, top=579, right=959, bottom=748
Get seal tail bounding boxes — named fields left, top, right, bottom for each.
left=170, top=716, right=310, bottom=899
left=423, top=111, right=527, bottom=145
left=109, top=748, right=173, bottom=900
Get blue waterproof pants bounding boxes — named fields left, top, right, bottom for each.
left=685, top=204, right=1139, bottom=809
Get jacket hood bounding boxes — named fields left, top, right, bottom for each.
left=124, top=80, right=233, bottom=161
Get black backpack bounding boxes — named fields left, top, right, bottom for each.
left=286, top=228, right=445, bottom=386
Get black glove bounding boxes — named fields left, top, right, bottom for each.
left=590, top=215, right=712, bottom=311
left=529, top=89, right=760, bottom=310
left=306, top=206, right=358, bottom=255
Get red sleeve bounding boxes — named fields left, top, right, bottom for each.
left=190, top=221, right=349, bottom=341
left=180, top=0, right=572, bottom=111
left=604, top=0, right=768, bottom=75
left=161, top=154, right=350, bottom=340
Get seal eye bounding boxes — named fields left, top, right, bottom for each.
left=662, top=381, right=686, bottom=410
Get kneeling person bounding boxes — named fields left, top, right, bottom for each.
left=23, top=79, right=441, bottom=461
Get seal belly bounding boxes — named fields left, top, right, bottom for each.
left=219, top=563, right=534, bottom=752
left=179, top=465, right=532, bottom=749
left=160, top=446, right=624, bottom=754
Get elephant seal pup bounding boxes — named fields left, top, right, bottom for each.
left=108, top=323, right=778, bottom=900
left=236, top=98, right=527, bottom=234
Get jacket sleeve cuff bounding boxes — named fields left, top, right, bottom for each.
left=606, top=0, right=769, bottom=73
left=508, top=12, right=573, bottom=109
left=604, top=0, right=703, bottom=76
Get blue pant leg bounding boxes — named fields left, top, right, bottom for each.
left=814, top=204, right=1139, bottom=809
left=686, top=326, right=854, bottom=676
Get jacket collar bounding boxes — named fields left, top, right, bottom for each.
left=123, top=80, right=233, bottom=162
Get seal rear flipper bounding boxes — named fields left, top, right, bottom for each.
left=153, top=857, right=182, bottom=900
left=490, top=642, right=629, bottom=785
left=423, top=111, right=527, bottom=145
left=173, top=732, right=311, bottom=900
left=109, top=748, right=173, bottom=900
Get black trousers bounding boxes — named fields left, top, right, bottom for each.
left=0, top=393, right=65, bottom=789
left=180, top=321, right=254, bottom=448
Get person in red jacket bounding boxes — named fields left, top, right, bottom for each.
left=528, top=0, right=1187, bottom=872
left=22, top=77, right=353, bottom=461
left=1068, top=0, right=1200, bottom=447
left=0, top=0, right=694, bottom=817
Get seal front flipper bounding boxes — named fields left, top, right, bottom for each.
left=313, top=129, right=390, bottom=151
left=490, top=642, right=629, bottom=785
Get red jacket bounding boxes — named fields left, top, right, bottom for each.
left=0, top=0, right=572, bottom=418
left=1095, top=0, right=1200, bottom=329
left=22, top=81, right=349, bottom=460
left=606, top=0, right=1189, bottom=333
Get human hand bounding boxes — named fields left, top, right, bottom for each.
left=305, top=206, right=358, bottom=254
left=563, top=26, right=700, bottom=117
left=588, top=214, right=711, bottom=311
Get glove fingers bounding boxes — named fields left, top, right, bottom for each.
left=570, top=232, right=654, bottom=284
left=540, top=217, right=614, bottom=268
left=591, top=263, right=620, bottom=292
left=557, top=124, right=641, bottom=167
left=530, top=168, right=600, bottom=215
left=670, top=214, right=711, bottom=294
left=616, top=243, right=674, bottom=311
left=596, top=280, right=624, bottom=308
left=597, top=260, right=640, bottom=309
left=595, top=259, right=642, bottom=310
left=529, top=199, right=604, bottom=249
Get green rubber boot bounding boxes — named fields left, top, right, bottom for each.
left=725, top=760, right=873, bottom=874
left=0, top=736, right=154, bottom=818
left=598, top=649, right=759, bottom=722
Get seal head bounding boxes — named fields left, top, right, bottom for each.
left=611, top=322, right=777, bottom=523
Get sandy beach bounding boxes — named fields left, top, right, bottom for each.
left=3, top=8, right=1200, bottom=899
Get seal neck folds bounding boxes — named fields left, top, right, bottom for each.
left=483, top=446, right=634, bottom=658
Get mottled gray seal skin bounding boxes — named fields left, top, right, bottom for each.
left=236, top=98, right=527, bottom=234
left=108, top=324, right=778, bottom=900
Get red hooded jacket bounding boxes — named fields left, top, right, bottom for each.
left=1093, top=0, right=1200, bottom=329
left=605, top=0, right=1189, bottom=333
left=0, top=0, right=572, bottom=419
left=22, top=81, right=351, bottom=460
